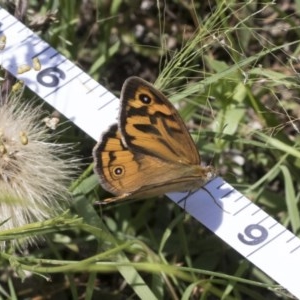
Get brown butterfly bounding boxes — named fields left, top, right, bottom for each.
left=93, top=77, right=214, bottom=203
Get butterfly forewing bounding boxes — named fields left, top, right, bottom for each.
left=120, top=77, right=201, bottom=165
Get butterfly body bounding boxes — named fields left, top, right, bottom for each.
left=93, top=77, right=214, bottom=203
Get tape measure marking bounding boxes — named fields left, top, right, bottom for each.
left=1, top=7, right=300, bottom=298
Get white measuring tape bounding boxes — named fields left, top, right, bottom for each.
left=1, top=7, right=299, bottom=298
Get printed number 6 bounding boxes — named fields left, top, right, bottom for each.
left=37, top=67, right=65, bottom=88
left=238, top=224, right=268, bottom=245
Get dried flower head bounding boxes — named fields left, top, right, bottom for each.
left=0, top=93, right=77, bottom=248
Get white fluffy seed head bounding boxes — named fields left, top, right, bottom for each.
left=0, top=94, right=78, bottom=248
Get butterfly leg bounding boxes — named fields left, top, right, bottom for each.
left=176, top=188, right=229, bottom=213
left=201, top=187, right=230, bottom=213
left=94, top=193, right=133, bottom=205
left=176, top=190, right=197, bottom=210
